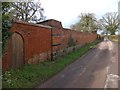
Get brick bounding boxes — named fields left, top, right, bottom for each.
left=2, top=19, right=97, bottom=71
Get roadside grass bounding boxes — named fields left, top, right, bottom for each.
left=108, top=35, right=120, bottom=42
left=2, top=40, right=100, bottom=88
left=110, top=39, right=120, bottom=42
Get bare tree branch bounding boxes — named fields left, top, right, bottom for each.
left=11, top=0, right=45, bottom=22
left=99, top=12, right=119, bottom=35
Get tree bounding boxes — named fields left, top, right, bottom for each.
left=2, top=2, right=12, bottom=53
left=70, top=21, right=81, bottom=31
left=11, top=0, right=45, bottom=22
left=99, top=12, right=119, bottom=35
left=71, top=13, right=98, bottom=33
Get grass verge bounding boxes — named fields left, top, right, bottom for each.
left=108, top=35, right=120, bottom=42
left=2, top=40, right=101, bottom=88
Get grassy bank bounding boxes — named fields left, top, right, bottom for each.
left=108, top=35, right=120, bottom=42
left=2, top=40, right=100, bottom=88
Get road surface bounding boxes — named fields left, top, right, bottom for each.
left=39, top=40, right=119, bottom=88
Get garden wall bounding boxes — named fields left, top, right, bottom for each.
left=2, top=19, right=97, bottom=70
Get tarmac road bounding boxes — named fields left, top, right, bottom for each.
left=39, top=40, right=119, bottom=88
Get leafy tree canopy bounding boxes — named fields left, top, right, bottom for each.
left=70, top=13, right=98, bottom=33
left=2, top=2, right=12, bottom=53
left=99, top=12, right=119, bottom=35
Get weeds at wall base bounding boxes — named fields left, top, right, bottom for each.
left=2, top=40, right=101, bottom=88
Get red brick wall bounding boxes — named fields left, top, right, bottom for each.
left=2, top=20, right=97, bottom=70
left=2, top=21, right=52, bottom=70
left=52, top=28, right=71, bottom=51
left=52, top=29, right=97, bottom=52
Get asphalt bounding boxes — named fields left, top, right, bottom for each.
left=38, top=40, right=119, bottom=88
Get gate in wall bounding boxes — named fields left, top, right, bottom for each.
left=11, top=33, right=24, bottom=69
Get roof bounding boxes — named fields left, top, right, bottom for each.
left=37, top=19, right=63, bottom=29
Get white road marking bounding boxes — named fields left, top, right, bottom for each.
left=104, top=66, right=110, bottom=88
left=104, top=74, right=119, bottom=88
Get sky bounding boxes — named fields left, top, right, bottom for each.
left=40, top=0, right=119, bottom=28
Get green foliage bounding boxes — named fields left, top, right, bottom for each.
left=2, top=2, right=12, bottom=53
left=2, top=40, right=100, bottom=88
left=108, top=35, right=120, bottom=42
left=71, top=13, right=98, bottom=32
left=68, top=33, right=74, bottom=47
left=99, top=12, right=119, bottom=35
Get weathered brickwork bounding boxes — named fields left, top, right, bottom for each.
left=2, top=19, right=97, bottom=70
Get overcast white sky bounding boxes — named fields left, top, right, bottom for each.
left=40, top=0, right=119, bottom=28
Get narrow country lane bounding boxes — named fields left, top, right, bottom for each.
left=39, top=40, right=119, bottom=88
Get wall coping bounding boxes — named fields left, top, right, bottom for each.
left=13, top=21, right=97, bottom=35
left=14, top=21, right=52, bottom=29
